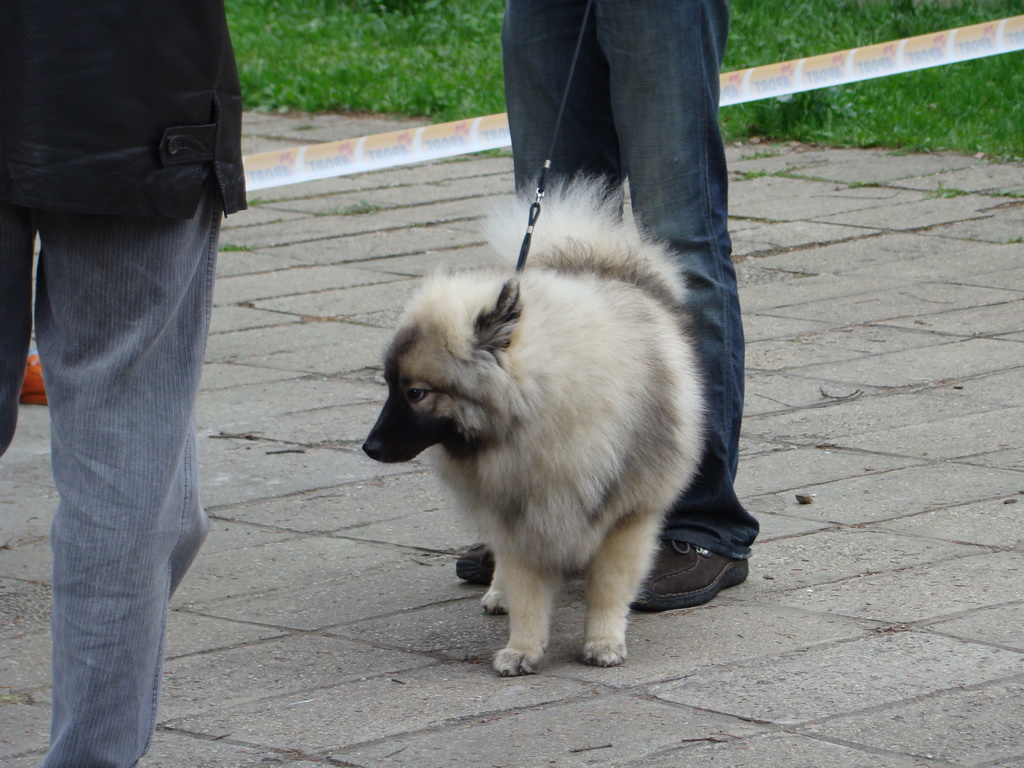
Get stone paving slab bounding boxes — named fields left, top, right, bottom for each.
left=741, top=370, right=885, bottom=415
left=2, top=114, right=1023, bottom=767
left=736, top=445, right=919, bottom=497
left=752, top=231, right=966, bottom=276
left=788, top=337, right=1023, bottom=388
left=165, top=612, right=289, bottom=659
left=242, top=160, right=511, bottom=214
left=814, top=194, right=995, bottom=230
left=205, top=470, right=445, bottom=531
left=880, top=299, right=1024, bottom=338
left=729, top=176, right=927, bottom=222
left=172, top=535, right=399, bottom=605
left=222, top=197, right=501, bottom=251
left=799, top=678, right=1024, bottom=767
left=918, top=371, right=1024, bottom=408
left=891, top=162, right=1024, bottom=195
left=205, top=321, right=396, bottom=376
left=748, top=510, right=831, bottom=541
left=250, top=281, right=422, bottom=322
left=333, top=598, right=873, bottom=687
left=876, top=496, right=1024, bottom=548
left=1, top=701, right=49, bottom=764
left=633, top=731, right=937, bottom=768
left=754, top=282, right=1020, bottom=328
left=197, top=441, right=406, bottom=508
left=216, top=401, right=385, bottom=446
left=773, top=551, right=1024, bottom=624
left=739, top=272, right=910, bottom=315
left=752, top=527, right=986, bottom=592
left=239, top=225, right=487, bottom=269
left=977, top=446, right=1024, bottom=473
left=653, top=632, right=1024, bottom=726
left=762, top=237, right=1024, bottom=287
left=842, top=406, right=1024, bottom=460
left=746, top=324, right=954, bottom=371
left=928, top=203, right=1024, bottom=244
left=332, top=694, right=768, bottom=768
left=746, top=462, right=1024, bottom=526
left=166, top=665, right=598, bottom=756
left=925, top=603, right=1024, bottom=650
left=731, top=220, right=874, bottom=258
left=783, top=149, right=980, bottom=185
left=743, top=312, right=833, bottom=343
left=264, top=172, right=513, bottom=216
left=161, top=633, right=437, bottom=722
left=199, top=361, right=305, bottom=391
left=179, top=555, right=474, bottom=632
left=197, top=377, right=380, bottom=428
left=0, top=538, right=52, bottom=584
left=743, top=390, right=995, bottom=444
left=214, top=263, right=402, bottom=306
left=209, top=306, right=297, bottom=335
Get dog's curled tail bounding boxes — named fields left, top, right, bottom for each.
left=483, top=175, right=686, bottom=308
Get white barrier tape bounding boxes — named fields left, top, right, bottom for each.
left=244, top=15, right=1024, bottom=192
left=720, top=15, right=1024, bottom=105
left=245, top=113, right=511, bottom=192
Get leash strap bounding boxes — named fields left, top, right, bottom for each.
left=515, top=0, right=594, bottom=273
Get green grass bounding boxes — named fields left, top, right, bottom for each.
left=925, top=183, right=972, bottom=198
left=227, top=0, right=1024, bottom=158
left=722, top=0, right=1024, bottom=158
left=227, top=0, right=506, bottom=119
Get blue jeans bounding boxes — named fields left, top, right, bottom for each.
left=503, top=0, right=757, bottom=558
left=0, top=184, right=220, bottom=767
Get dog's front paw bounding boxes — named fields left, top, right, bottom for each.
left=481, top=587, right=508, bottom=615
left=494, top=647, right=543, bottom=676
left=582, top=640, right=627, bottom=667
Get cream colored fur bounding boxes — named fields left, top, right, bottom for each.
left=391, top=178, right=704, bottom=675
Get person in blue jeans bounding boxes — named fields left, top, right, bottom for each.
left=0, top=2, right=245, bottom=765
left=457, top=0, right=758, bottom=609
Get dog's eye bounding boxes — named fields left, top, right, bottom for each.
left=406, top=387, right=427, bottom=403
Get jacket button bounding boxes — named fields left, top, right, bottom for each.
left=167, top=136, right=185, bottom=155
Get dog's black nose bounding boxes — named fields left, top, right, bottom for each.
left=362, top=441, right=382, bottom=461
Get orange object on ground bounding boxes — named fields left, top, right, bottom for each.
left=20, top=353, right=47, bottom=405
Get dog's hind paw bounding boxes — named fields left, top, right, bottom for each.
left=494, top=647, right=542, bottom=676
left=582, top=641, right=627, bottom=667
left=482, top=588, right=508, bottom=615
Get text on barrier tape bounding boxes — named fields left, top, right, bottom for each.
left=244, top=15, right=1024, bottom=192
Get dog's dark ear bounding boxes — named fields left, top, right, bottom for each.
left=474, top=278, right=521, bottom=354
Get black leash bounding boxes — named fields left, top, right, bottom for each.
left=515, top=0, right=594, bottom=273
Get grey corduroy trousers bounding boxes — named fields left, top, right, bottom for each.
left=1, top=182, right=221, bottom=767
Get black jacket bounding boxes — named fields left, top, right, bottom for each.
left=0, top=1, right=246, bottom=218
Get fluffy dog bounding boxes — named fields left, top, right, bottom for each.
left=363, top=179, right=704, bottom=676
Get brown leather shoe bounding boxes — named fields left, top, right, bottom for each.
left=455, top=543, right=494, bottom=585
left=631, top=540, right=748, bottom=612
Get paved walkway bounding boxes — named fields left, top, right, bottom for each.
left=2, top=113, right=1023, bottom=767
